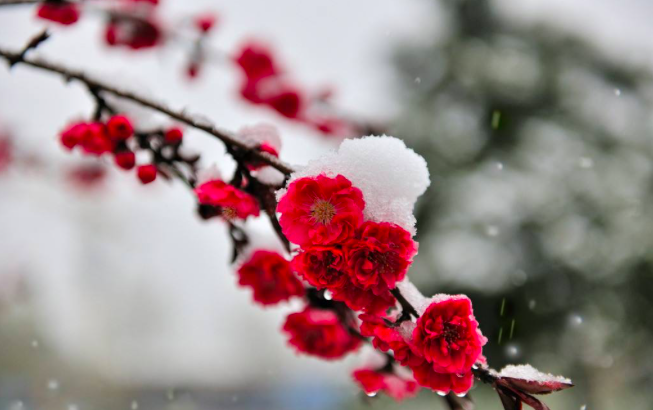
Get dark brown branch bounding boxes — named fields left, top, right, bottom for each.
left=8, top=29, right=50, bottom=68
left=0, top=47, right=295, bottom=176
left=0, top=0, right=92, bottom=5
left=390, top=288, right=420, bottom=319
left=0, top=0, right=40, bottom=5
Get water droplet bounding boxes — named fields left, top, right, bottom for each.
left=456, top=393, right=467, bottom=398
left=614, top=89, right=621, bottom=96
left=414, top=77, right=421, bottom=84
left=47, top=379, right=59, bottom=391
left=68, top=404, right=79, bottom=410
left=578, top=157, right=594, bottom=169
left=505, top=344, right=520, bottom=358
left=472, top=364, right=478, bottom=370
left=485, top=225, right=500, bottom=237
left=568, top=314, right=583, bottom=326
left=324, top=290, right=333, bottom=301
left=130, top=401, right=138, bottom=410
left=436, top=391, right=447, bottom=397
left=366, top=391, right=378, bottom=397
left=528, top=299, right=536, bottom=310
left=495, top=162, right=504, bottom=170
left=511, top=270, right=527, bottom=286
left=31, top=339, right=39, bottom=349
left=580, top=405, right=587, bottom=410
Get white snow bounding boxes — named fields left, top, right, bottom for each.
left=255, top=166, right=286, bottom=186
left=237, top=122, right=282, bottom=150
left=396, top=280, right=430, bottom=315
left=282, top=135, right=430, bottom=234
left=196, top=164, right=223, bottom=184
left=397, top=280, right=470, bottom=316
left=499, top=364, right=572, bottom=384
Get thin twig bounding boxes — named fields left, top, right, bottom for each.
left=0, top=47, right=295, bottom=176
left=0, top=0, right=95, bottom=5
left=8, top=29, right=50, bottom=68
left=390, top=288, right=420, bottom=318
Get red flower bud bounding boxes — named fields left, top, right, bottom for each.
left=137, top=164, right=157, bottom=184
left=107, top=115, right=134, bottom=141
left=114, top=151, right=136, bottom=170
left=195, top=13, right=217, bottom=33
left=164, top=127, right=183, bottom=144
left=59, top=122, right=86, bottom=150
left=36, top=2, right=80, bottom=26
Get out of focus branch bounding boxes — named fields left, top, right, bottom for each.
left=7, top=29, right=49, bottom=67
left=0, top=0, right=94, bottom=5
left=0, top=47, right=295, bottom=176
left=0, top=0, right=39, bottom=5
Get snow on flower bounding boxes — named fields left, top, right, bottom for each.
left=498, top=364, right=573, bottom=394
left=282, top=136, right=430, bottom=234
left=282, top=306, right=361, bottom=360
left=277, top=136, right=425, bottom=313
left=237, top=250, right=304, bottom=305
left=237, top=123, right=282, bottom=171
left=352, top=368, right=420, bottom=401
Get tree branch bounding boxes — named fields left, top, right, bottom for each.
left=390, top=288, right=420, bottom=319
left=0, top=46, right=295, bottom=176
left=0, top=0, right=92, bottom=5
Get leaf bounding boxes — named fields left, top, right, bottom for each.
left=502, top=377, right=574, bottom=395
left=497, top=364, right=574, bottom=395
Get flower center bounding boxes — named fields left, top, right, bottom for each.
left=368, top=252, right=389, bottom=272
left=442, top=322, right=461, bottom=344
left=222, top=207, right=237, bottom=220
left=311, top=200, right=336, bottom=225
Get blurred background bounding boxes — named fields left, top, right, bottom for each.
left=0, top=0, right=651, bottom=409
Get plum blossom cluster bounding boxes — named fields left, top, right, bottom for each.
left=277, top=137, right=429, bottom=317
left=35, top=2, right=356, bottom=134
left=59, top=115, right=190, bottom=185
left=35, top=0, right=209, bottom=53
left=359, top=286, right=488, bottom=396
left=279, top=174, right=417, bottom=314
left=235, top=41, right=355, bottom=136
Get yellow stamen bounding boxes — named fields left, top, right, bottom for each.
left=311, top=200, right=336, bottom=225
